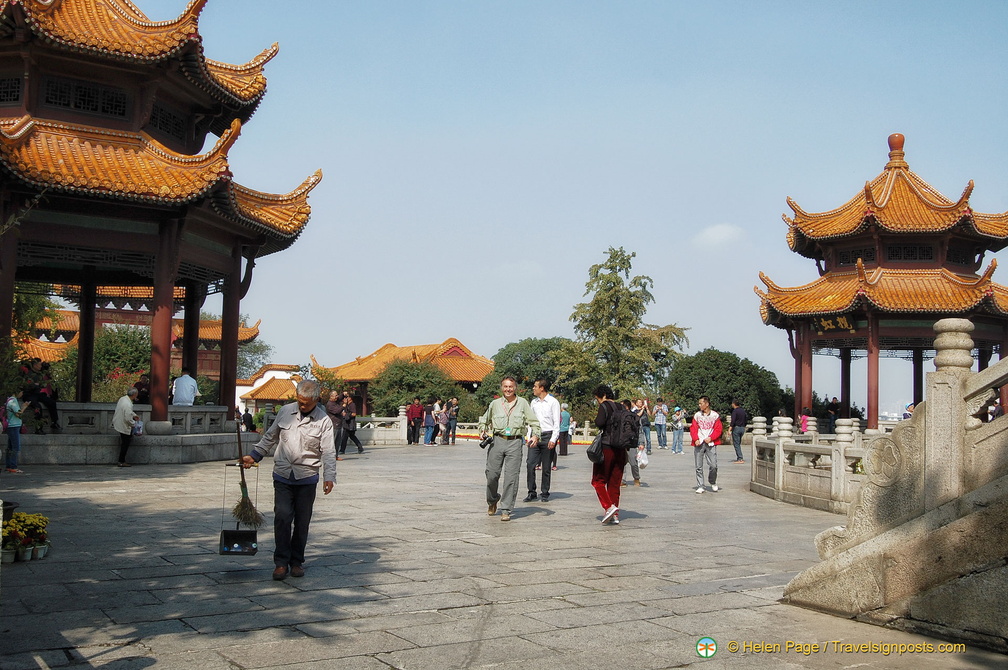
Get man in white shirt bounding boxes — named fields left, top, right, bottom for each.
left=526, top=379, right=562, bottom=503
left=171, top=367, right=200, bottom=406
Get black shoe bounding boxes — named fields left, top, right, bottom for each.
left=540, top=494, right=550, bottom=502
left=358, top=449, right=364, bottom=454
left=51, top=424, right=62, bottom=433
left=523, top=493, right=538, bottom=502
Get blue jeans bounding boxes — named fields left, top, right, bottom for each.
left=424, top=424, right=434, bottom=444
left=640, top=425, right=652, bottom=453
left=731, top=426, right=745, bottom=461
left=5, top=426, right=21, bottom=469
left=655, top=423, right=667, bottom=448
left=671, top=428, right=684, bottom=453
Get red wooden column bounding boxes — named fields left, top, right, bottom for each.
left=218, top=247, right=241, bottom=416
left=790, top=329, right=802, bottom=419
left=75, top=277, right=96, bottom=402
left=800, top=322, right=814, bottom=414
left=866, top=313, right=880, bottom=429
left=840, top=347, right=852, bottom=418
left=150, top=221, right=182, bottom=426
left=0, top=223, right=17, bottom=340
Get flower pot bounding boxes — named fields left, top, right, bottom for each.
left=0, top=548, right=15, bottom=564
left=31, top=544, right=47, bottom=559
left=15, top=547, right=30, bottom=561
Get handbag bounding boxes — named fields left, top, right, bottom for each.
left=132, top=419, right=144, bottom=436
left=586, top=432, right=604, bottom=463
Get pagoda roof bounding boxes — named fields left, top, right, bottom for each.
left=54, top=284, right=187, bottom=308
left=756, top=258, right=1008, bottom=325
left=0, top=115, right=322, bottom=253
left=784, top=134, right=1008, bottom=259
left=16, top=332, right=79, bottom=363
left=1, top=0, right=276, bottom=124
left=236, top=363, right=299, bottom=387
left=311, top=338, right=494, bottom=384
left=33, top=309, right=260, bottom=344
left=240, top=376, right=299, bottom=402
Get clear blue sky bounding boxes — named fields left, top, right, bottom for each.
left=138, top=1, right=1008, bottom=416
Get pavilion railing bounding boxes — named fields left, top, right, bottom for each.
left=60, top=403, right=231, bottom=435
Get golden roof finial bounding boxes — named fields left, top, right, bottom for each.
left=885, top=133, right=908, bottom=170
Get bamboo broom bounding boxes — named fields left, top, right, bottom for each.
left=232, top=420, right=265, bottom=528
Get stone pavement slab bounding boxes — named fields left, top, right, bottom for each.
left=0, top=442, right=1003, bottom=668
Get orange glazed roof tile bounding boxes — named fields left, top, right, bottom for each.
left=785, top=134, right=1008, bottom=257
left=33, top=309, right=259, bottom=343
left=237, top=363, right=300, bottom=387
left=4, top=1, right=272, bottom=111
left=16, top=332, right=79, bottom=363
left=0, top=116, right=321, bottom=245
left=756, top=259, right=1008, bottom=322
left=240, top=376, right=298, bottom=401
left=311, top=338, right=494, bottom=383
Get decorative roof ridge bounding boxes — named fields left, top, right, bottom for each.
left=15, top=0, right=207, bottom=62
left=230, top=169, right=322, bottom=203
left=0, top=114, right=239, bottom=167
left=205, top=42, right=279, bottom=74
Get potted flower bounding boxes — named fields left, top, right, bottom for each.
left=1, top=518, right=21, bottom=563
left=9, top=512, right=49, bottom=560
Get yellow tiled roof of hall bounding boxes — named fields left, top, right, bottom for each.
left=0, top=116, right=320, bottom=240
left=33, top=309, right=260, bottom=343
left=15, top=332, right=79, bottom=363
left=4, top=0, right=274, bottom=106
left=311, top=338, right=494, bottom=383
left=240, top=376, right=298, bottom=402
left=755, top=259, right=1008, bottom=321
left=785, top=134, right=1008, bottom=250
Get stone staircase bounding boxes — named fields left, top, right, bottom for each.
left=783, top=318, right=1008, bottom=652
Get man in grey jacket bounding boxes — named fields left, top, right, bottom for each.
left=242, top=379, right=337, bottom=580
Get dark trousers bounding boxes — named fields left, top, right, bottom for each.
left=526, top=431, right=553, bottom=495
left=117, top=432, right=133, bottom=464
left=340, top=428, right=363, bottom=453
left=273, top=480, right=317, bottom=568
left=26, top=391, right=58, bottom=426
left=558, top=430, right=569, bottom=456
left=731, top=426, right=745, bottom=461
left=447, top=418, right=457, bottom=444
left=407, top=418, right=422, bottom=444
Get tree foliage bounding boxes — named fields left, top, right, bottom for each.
left=476, top=337, right=570, bottom=406
left=554, top=247, right=688, bottom=400
left=664, top=347, right=784, bottom=419
left=368, top=360, right=459, bottom=417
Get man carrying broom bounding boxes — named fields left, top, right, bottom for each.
left=241, top=379, right=337, bottom=580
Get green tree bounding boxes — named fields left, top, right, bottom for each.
left=201, top=311, right=274, bottom=379
left=555, top=247, right=688, bottom=399
left=368, top=360, right=458, bottom=417
left=664, top=347, right=784, bottom=420
left=476, top=337, right=570, bottom=405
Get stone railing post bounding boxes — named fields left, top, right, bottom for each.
left=770, top=415, right=780, bottom=438
left=805, top=416, right=818, bottom=442
left=775, top=417, right=793, bottom=499
left=832, top=418, right=854, bottom=508
left=398, top=405, right=408, bottom=442
left=751, top=416, right=766, bottom=475
left=926, top=318, right=974, bottom=509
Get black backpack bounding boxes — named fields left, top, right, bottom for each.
left=604, top=401, right=640, bottom=450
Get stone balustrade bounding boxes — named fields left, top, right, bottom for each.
left=750, top=416, right=866, bottom=513
left=58, top=403, right=231, bottom=435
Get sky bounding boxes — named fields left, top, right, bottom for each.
left=135, top=1, right=1008, bottom=416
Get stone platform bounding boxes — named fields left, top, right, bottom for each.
left=0, top=442, right=1002, bottom=669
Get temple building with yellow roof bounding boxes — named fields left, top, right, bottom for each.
left=0, top=0, right=320, bottom=432
left=757, top=134, right=1008, bottom=427
left=311, top=338, right=494, bottom=414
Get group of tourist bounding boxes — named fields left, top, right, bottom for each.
left=325, top=391, right=364, bottom=459
left=3, top=357, right=63, bottom=474
left=405, top=397, right=459, bottom=446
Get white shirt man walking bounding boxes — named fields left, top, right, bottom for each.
left=526, top=379, right=561, bottom=503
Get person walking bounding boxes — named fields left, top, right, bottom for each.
left=556, top=402, right=571, bottom=466
left=446, top=397, right=460, bottom=444
left=591, top=385, right=626, bottom=525
left=422, top=398, right=436, bottom=445
left=325, top=392, right=345, bottom=460
left=691, top=396, right=722, bottom=493
left=4, top=387, right=27, bottom=473
left=653, top=397, right=668, bottom=449
left=340, top=394, right=364, bottom=454
left=525, top=379, right=561, bottom=503
left=437, top=399, right=451, bottom=444
left=621, top=399, right=642, bottom=486
left=730, top=399, right=747, bottom=464
left=670, top=406, right=686, bottom=454
left=242, top=379, right=337, bottom=581
left=478, top=377, right=541, bottom=522
left=112, top=387, right=139, bottom=467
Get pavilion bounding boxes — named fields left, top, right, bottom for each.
left=0, top=0, right=320, bottom=433
left=756, top=134, right=1008, bottom=428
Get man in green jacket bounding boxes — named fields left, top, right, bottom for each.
left=479, top=376, right=541, bottom=522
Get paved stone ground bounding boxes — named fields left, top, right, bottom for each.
left=0, top=441, right=1003, bottom=669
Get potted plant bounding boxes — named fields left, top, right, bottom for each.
left=0, top=519, right=19, bottom=563
left=8, top=512, right=49, bottom=560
